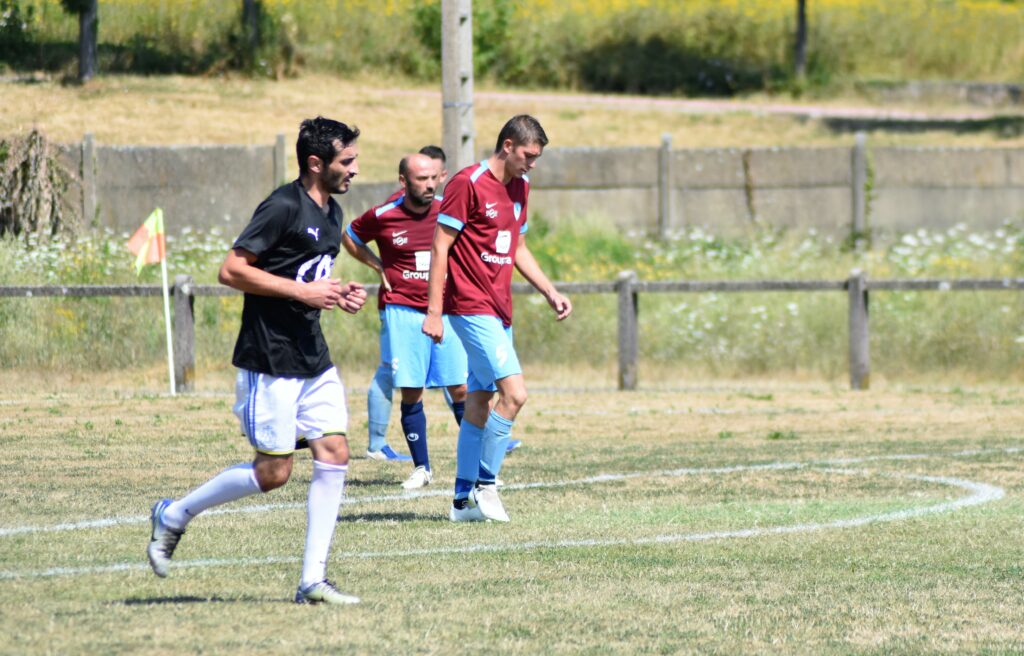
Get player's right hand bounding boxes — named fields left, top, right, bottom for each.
left=300, top=278, right=344, bottom=310
left=422, top=313, right=444, bottom=344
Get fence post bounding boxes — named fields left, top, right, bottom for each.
left=847, top=268, right=869, bottom=390
left=173, top=275, right=196, bottom=393
left=658, top=133, right=673, bottom=238
left=617, top=270, right=639, bottom=390
left=851, top=131, right=867, bottom=250
left=273, top=133, right=287, bottom=187
left=81, top=133, right=97, bottom=227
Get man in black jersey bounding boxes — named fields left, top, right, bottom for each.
left=146, top=117, right=368, bottom=605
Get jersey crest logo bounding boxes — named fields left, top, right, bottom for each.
left=393, top=229, right=409, bottom=246
left=307, top=227, right=320, bottom=241
left=485, top=205, right=499, bottom=220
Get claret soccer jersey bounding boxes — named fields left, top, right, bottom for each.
left=437, top=161, right=529, bottom=327
left=346, top=196, right=440, bottom=311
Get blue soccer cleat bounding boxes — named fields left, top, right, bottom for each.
left=505, top=439, right=522, bottom=453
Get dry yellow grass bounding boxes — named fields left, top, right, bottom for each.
left=4, top=73, right=1024, bottom=181
left=3, top=373, right=1024, bottom=653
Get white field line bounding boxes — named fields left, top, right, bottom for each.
left=0, top=469, right=1002, bottom=581
left=0, top=449, right=1011, bottom=581
left=1, top=446, right=1018, bottom=540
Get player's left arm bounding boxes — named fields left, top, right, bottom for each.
left=514, top=236, right=572, bottom=321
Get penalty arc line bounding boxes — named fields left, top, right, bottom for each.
left=0, top=445, right=1018, bottom=540
left=0, top=469, right=1006, bottom=581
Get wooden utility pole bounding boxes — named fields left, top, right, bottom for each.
left=442, top=0, right=474, bottom=172
left=794, top=0, right=808, bottom=81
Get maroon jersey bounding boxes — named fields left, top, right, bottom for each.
left=346, top=196, right=439, bottom=311
left=437, top=162, right=529, bottom=327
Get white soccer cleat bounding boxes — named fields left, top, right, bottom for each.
left=147, top=498, right=184, bottom=578
left=401, top=466, right=433, bottom=490
left=294, top=579, right=361, bottom=605
left=365, top=445, right=412, bottom=462
left=449, top=490, right=485, bottom=522
left=474, top=483, right=510, bottom=522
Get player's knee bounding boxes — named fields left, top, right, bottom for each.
left=255, top=463, right=292, bottom=491
left=503, top=387, right=528, bottom=413
left=448, top=385, right=467, bottom=404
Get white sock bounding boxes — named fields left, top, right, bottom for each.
left=300, top=460, right=348, bottom=589
left=163, top=463, right=262, bottom=530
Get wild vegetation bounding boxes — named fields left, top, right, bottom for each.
left=2, top=219, right=1022, bottom=383
left=4, top=0, right=1024, bottom=92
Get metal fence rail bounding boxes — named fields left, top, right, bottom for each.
left=4, top=271, right=1023, bottom=393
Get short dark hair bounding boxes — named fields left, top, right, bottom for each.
left=494, top=115, right=548, bottom=153
left=418, top=145, right=446, bottom=163
left=296, top=117, right=360, bottom=175
left=398, top=155, right=413, bottom=179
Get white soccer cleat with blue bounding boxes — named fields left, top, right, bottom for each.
left=401, top=465, right=433, bottom=490
left=474, top=483, right=510, bottom=523
left=147, top=498, right=184, bottom=578
left=365, top=444, right=412, bottom=462
left=294, top=579, right=361, bottom=605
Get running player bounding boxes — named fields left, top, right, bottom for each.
left=422, top=115, right=572, bottom=522
left=343, top=152, right=468, bottom=489
left=146, top=117, right=368, bottom=605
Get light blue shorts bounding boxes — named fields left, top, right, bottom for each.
left=448, top=314, right=522, bottom=393
left=384, top=304, right=468, bottom=389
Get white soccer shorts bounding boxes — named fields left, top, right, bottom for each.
left=232, top=367, right=348, bottom=455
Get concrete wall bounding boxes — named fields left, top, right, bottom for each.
left=63, top=136, right=286, bottom=236
left=60, top=137, right=1024, bottom=238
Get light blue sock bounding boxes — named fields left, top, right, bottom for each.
left=454, top=421, right=485, bottom=500
left=479, top=410, right=514, bottom=483
left=366, top=364, right=393, bottom=452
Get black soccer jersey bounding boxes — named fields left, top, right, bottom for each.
left=230, top=180, right=343, bottom=378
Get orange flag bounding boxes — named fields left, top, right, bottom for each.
left=127, top=208, right=166, bottom=274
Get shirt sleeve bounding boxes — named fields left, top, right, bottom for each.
left=346, top=207, right=379, bottom=247
left=437, top=174, right=474, bottom=232
left=233, top=193, right=291, bottom=257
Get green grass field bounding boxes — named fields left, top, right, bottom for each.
left=2, top=376, right=1024, bottom=654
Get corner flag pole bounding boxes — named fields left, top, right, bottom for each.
left=160, top=248, right=176, bottom=396
left=128, top=207, right=175, bottom=395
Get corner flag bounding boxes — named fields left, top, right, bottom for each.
left=127, top=207, right=176, bottom=395
left=127, top=208, right=166, bottom=275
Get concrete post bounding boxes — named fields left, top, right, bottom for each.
left=442, top=0, right=474, bottom=173
left=273, top=133, right=287, bottom=187
left=851, top=131, right=867, bottom=249
left=658, top=133, right=673, bottom=238
left=173, top=275, right=195, bottom=393
left=848, top=269, right=870, bottom=390
left=81, top=133, right=97, bottom=227
left=617, top=270, right=639, bottom=391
